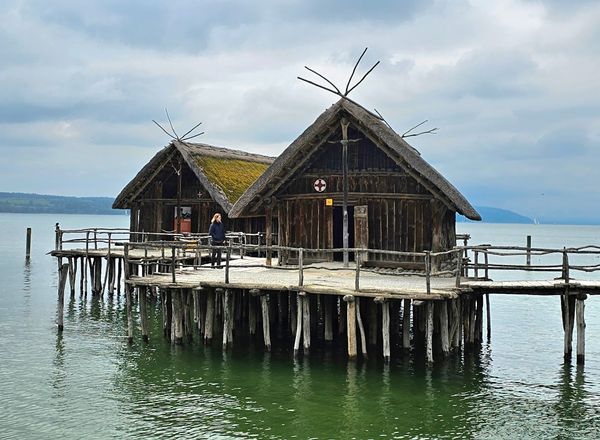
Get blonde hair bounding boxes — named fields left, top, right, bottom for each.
left=211, top=213, right=221, bottom=223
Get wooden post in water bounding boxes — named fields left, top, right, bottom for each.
left=293, top=293, right=303, bottom=356
left=368, top=299, right=377, bottom=346
left=355, top=297, right=367, bottom=358
left=125, top=284, right=134, bottom=344
left=376, top=298, right=390, bottom=362
left=526, top=235, right=532, bottom=268
left=261, top=292, right=271, bottom=351
left=57, top=263, right=69, bottom=331
left=439, top=300, right=450, bottom=357
left=139, top=286, right=149, bottom=342
left=576, top=294, right=586, bottom=364
left=26, top=227, right=32, bottom=261
left=302, top=292, right=311, bottom=354
left=425, top=301, right=434, bottom=364
left=249, top=289, right=259, bottom=336
left=222, top=289, right=233, bottom=350
left=344, top=295, right=357, bottom=360
left=324, top=294, right=333, bottom=342
left=402, top=299, right=411, bottom=349
left=485, top=293, right=491, bottom=340
left=204, top=288, right=215, bottom=344
left=171, top=288, right=184, bottom=345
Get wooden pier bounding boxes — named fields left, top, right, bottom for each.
left=51, top=227, right=600, bottom=365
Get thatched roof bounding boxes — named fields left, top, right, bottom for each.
left=113, top=141, right=274, bottom=213
left=230, top=98, right=481, bottom=220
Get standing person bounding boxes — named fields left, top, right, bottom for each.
left=209, top=213, right=226, bottom=268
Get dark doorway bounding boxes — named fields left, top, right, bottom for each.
left=333, top=206, right=355, bottom=261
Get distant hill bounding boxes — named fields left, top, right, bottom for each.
left=0, top=192, right=534, bottom=223
left=0, top=192, right=123, bottom=215
left=459, top=206, right=533, bottom=224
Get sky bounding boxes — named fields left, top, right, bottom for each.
left=1, top=0, right=599, bottom=224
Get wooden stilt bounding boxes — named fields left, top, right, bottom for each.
left=576, top=295, right=586, bottom=364
left=356, top=298, right=368, bottom=358
left=485, top=293, right=491, bottom=340
left=249, top=289, right=258, bottom=335
left=449, top=298, right=460, bottom=350
left=67, top=257, right=76, bottom=299
left=290, top=292, right=297, bottom=337
left=439, top=300, right=450, bottom=356
left=302, top=292, right=310, bottom=354
left=426, top=301, right=434, bottom=364
left=368, top=299, right=377, bottom=346
left=125, top=284, right=134, bottom=344
left=222, top=289, right=233, bottom=350
left=344, top=295, right=357, bottom=360
left=79, top=257, right=85, bottom=296
left=324, top=294, right=333, bottom=342
left=261, top=292, right=271, bottom=351
left=116, top=258, right=122, bottom=295
left=204, top=288, right=215, bottom=344
left=93, top=257, right=102, bottom=295
left=293, top=294, right=303, bottom=356
left=139, top=286, right=149, bottom=342
left=185, top=289, right=193, bottom=342
left=57, top=263, right=69, bottom=331
left=562, top=293, right=576, bottom=360
left=171, top=289, right=183, bottom=345
left=402, top=299, right=411, bottom=349
left=475, top=295, right=484, bottom=343
left=378, top=298, right=390, bottom=362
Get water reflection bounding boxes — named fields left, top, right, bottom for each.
left=51, top=333, right=66, bottom=399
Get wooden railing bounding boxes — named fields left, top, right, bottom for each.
left=122, top=239, right=464, bottom=294
left=460, top=245, right=600, bottom=281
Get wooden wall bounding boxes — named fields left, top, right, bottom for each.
left=273, top=120, right=457, bottom=265
left=129, top=157, right=265, bottom=239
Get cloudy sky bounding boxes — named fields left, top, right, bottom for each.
left=1, top=0, right=599, bottom=223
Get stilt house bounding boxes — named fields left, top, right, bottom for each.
left=113, top=141, right=274, bottom=239
left=229, top=98, right=480, bottom=266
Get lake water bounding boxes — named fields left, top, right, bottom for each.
left=1, top=213, right=599, bottom=439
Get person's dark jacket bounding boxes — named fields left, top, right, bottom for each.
left=209, top=221, right=226, bottom=243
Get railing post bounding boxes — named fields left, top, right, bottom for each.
left=484, top=246, right=489, bottom=280
left=425, top=251, right=431, bottom=294
left=298, top=248, right=304, bottom=287
left=171, top=246, right=176, bottom=283
left=54, top=223, right=61, bottom=251
left=355, top=251, right=361, bottom=291
left=474, top=250, right=479, bottom=278
left=225, top=243, right=231, bottom=284
left=455, top=248, right=463, bottom=288
left=526, top=235, right=532, bottom=268
left=93, top=228, right=98, bottom=250
left=562, top=248, right=569, bottom=283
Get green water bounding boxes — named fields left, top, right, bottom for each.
left=1, top=213, right=600, bottom=439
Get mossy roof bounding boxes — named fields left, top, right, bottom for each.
left=195, top=156, right=271, bottom=203
left=113, top=141, right=274, bottom=213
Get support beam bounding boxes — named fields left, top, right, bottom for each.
left=576, top=295, right=586, bottom=365
left=222, top=289, right=233, bottom=350
left=260, top=292, right=271, bottom=351
left=139, top=286, right=149, bottom=342
left=356, top=298, right=367, bottom=358
left=125, top=284, right=134, bottom=344
left=302, top=293, right=311, bottom=353
left=344, top=295, right=357, bottom=360
left=324, top=294, right=333, bottom=342
left=439, top=300, right=450, bottom=357
left=57, top=263, right=69, bottom=331
left=402, top=299, right=411, bottom=349
left=381, top=300, right=390, bottom=362
left=204, top=288, right=215, bottom=344
left=426, top=301, right=434, bottom=364
left=293, top=293, right=303, bottom=356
